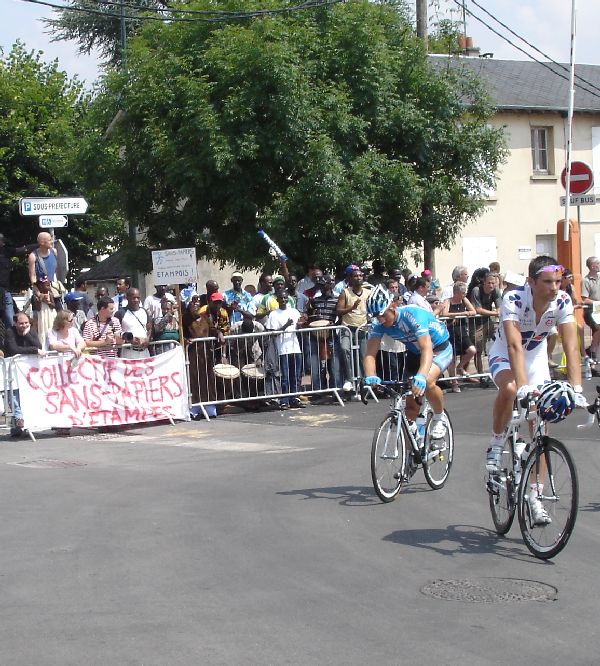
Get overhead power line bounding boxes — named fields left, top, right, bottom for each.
left=450, top=0, right=600, bottom=101
left=19, top=0, right=343, bottom=23
left=468, top=0, right=600, bottom=99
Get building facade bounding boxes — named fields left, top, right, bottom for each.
left=431, top=56, right=600, bottom=283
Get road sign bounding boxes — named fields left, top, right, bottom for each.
left=19, top=197, right=88, bottom=216
left=152, top=248, right=197, bottom=286
left=39, top=215, right=68, bottom=228
left=561, top=161, right=594, bottom=195
left=560, top=194, right=597, bottom=206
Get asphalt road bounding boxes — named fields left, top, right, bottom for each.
left=1, top=382, right=599, bottom=665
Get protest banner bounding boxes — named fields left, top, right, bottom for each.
left=12, top=346, right=189, bottom=431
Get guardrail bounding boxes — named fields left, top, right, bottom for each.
left=437, top=313, right=496, bottom=389
left=349, top=313, right=497, bottom=394
left=185, top=325, right=350, bottom=419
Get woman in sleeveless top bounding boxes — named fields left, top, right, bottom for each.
left=441, top=281, right=477, bottom=392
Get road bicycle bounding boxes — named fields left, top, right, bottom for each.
left=364, top=380, right=454, bottom=502
left=486, top=394, right=579, bottom=559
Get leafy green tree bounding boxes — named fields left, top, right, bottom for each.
left=0, top=42, right=125, bottom=286
left=87, top=0, right=505, bottom=271
left=45, top=0, right=168, bottom=67
left=427, top=18, right=463, bottom=56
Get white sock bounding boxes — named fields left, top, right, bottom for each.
left=489, top=432, right=505, bottom=448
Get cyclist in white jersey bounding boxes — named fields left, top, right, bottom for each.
left=486, top=256, right=585, bottom=522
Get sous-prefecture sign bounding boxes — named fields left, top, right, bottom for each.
left=19, top=197, right=88, bottom=216
left=152, top=247, right=197, bottom=285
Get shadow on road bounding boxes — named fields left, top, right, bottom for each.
left=579, top=502, right=600, bottom=512
left=383, top=524, right=552, bottom=563
left=278, top=481, right=434, bottom=506
left=277, top=485, right=380, bottom=506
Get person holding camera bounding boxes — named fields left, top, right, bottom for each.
left=115, top=287, right=152, bottom=359
left=82, top=296, right=123, bottom=358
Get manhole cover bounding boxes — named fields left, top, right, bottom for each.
left=10, top=459, right=87, bottom=469
left=421, top=578, right=557, bottom=603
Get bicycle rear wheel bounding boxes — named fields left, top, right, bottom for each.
left=371, top=414, right=406, bottom=502
left=487, top=436, right=516, bottom=535
left=422, top=410, right=454, bottom=490
left=518, top=437, right=578, bottom=560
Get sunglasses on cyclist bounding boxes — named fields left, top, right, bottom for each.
left=535, top=264, right=564, bottom=275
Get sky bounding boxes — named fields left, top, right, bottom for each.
left=1, top=0, right=599, bottom=86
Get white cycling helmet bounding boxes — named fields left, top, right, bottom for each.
left=537, top=381, right=576, bottom=423
left=366, top=284, right=393, bottom=317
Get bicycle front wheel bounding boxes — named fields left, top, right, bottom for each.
left=488, top=437, right=516, bottom=535
left=422, top=410, right=454, bottom=490
left=518, top=437, right=578, bottom=560
left=371, top=414, right=406, bottom=502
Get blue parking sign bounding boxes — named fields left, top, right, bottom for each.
left=23, top=201, right=32, bottom=212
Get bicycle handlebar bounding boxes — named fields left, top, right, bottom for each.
left=360, top=379, right=422, bottom=405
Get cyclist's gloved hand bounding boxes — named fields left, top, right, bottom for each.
left=364, top=376, right=382, bottom=386
left=573, top=385, right=588, bottom=408
left=411, top=373, right=427, bottom=395
left=516, top=384, right=536, bottom=402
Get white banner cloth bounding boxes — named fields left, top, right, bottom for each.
left=13, top=347, right=190, bottom=431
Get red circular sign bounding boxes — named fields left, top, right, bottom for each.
left=561, top=161, right=594, bottom=195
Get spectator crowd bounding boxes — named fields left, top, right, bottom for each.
left=2, top=237, right=598, bottom=432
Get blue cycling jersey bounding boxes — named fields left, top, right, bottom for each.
left=369, top=305, right=449, bottom=354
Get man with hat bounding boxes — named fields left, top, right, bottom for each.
left=223, top=272, right=256, bottom=325
left=195, top=292, right=230, bottom=340
left=64, top=291, right=87, bottom=331
left=333, top=263, right=360, bottom=297
left=256, top=276, right=295, bottom=319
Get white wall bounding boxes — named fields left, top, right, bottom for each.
left=433, top=111, right=600, bottom=284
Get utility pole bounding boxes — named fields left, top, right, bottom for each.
left=416, top=0, right=428, bottom=49
left=416, top=1, right=435, bottom=272
left=119, top=0, right=139, bottom=287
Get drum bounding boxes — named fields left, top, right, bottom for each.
left=308, top=319, right=331, bottom=340
left=213, top=363, right=240, bottom=380
left=308, top=319, right=332, bottom=360
left=241, top=363, right=266, bottom=380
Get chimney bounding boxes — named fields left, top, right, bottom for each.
left=458, top=35, right=480, bottom=57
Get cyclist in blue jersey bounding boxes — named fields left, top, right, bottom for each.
left=363, top=285, right=452, bottom=439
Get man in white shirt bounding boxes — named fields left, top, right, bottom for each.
left=265, top=292, right=306, bottom=409
left=115, top=287, right=151, bottom=358
left=144, top=285, right=176, bottom=321
left=408, top=277, right=443, bottom=315
left=296, top=265, right=322, bottom=297
left=486, top=256, right=584, bottom=524
left=112, top=276, right=131, bottom=311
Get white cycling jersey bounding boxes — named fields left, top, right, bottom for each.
left=488, top=285, right=574, bottom=386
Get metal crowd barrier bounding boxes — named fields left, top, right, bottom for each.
left=347, top=313, right=497, bottom=395
left=148, top=340, right=181, bottom=356
left=550, top=303, right=594, bottom=378
left=0, top=356, right=9, bottom=430
left=437, top=313, right=496, bottom=389
left=185, top=325, right=350, bottom=420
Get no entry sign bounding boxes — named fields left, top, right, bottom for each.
left=561, top=161, right=594, bottom=195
